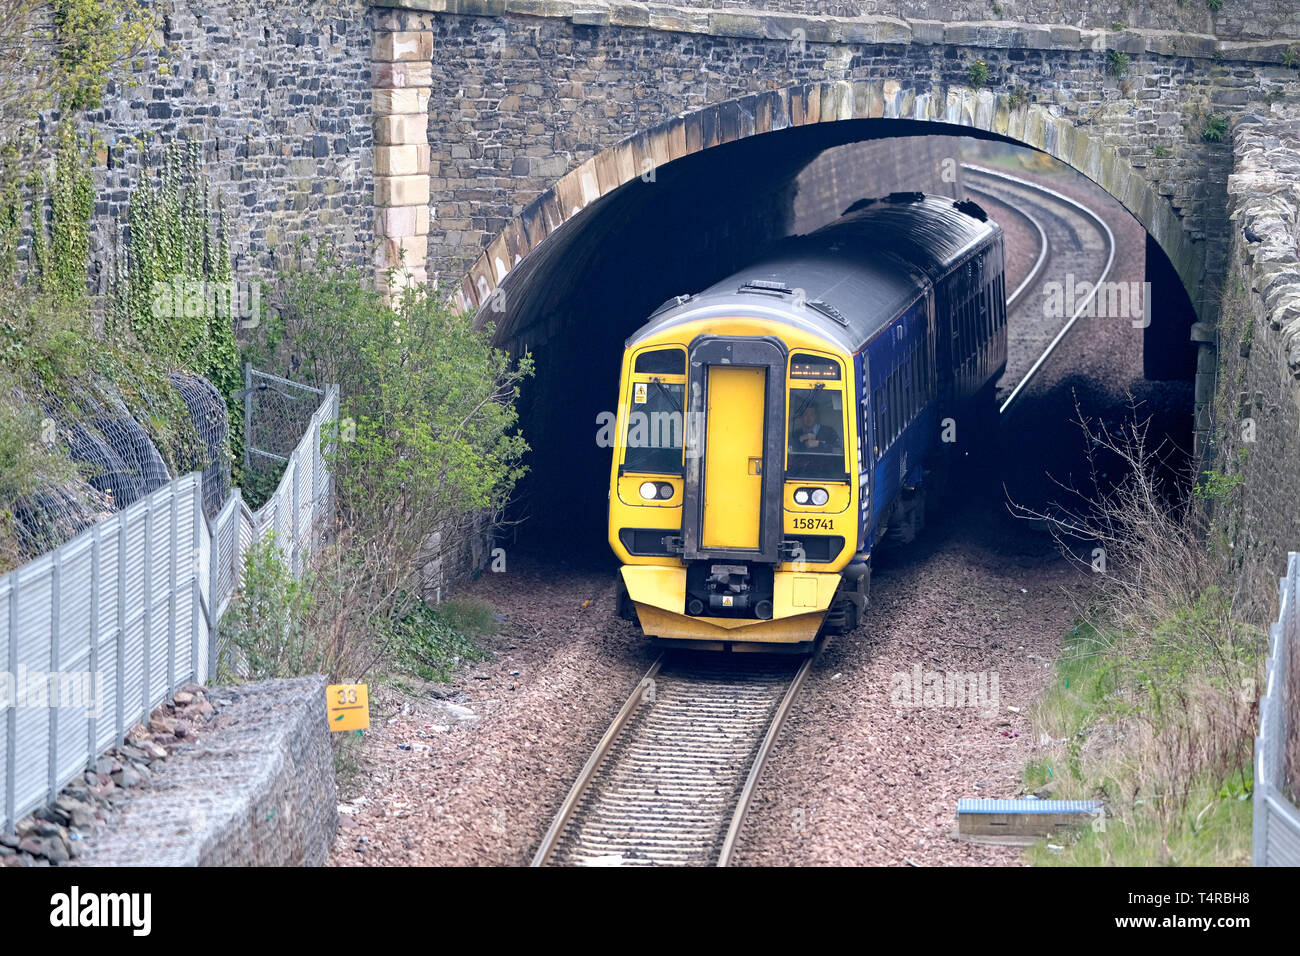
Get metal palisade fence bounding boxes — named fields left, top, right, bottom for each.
left=1254, top=551, right=1300, bottom=866
left=0, top=383, right=338, bottom=833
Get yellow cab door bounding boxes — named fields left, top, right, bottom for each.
left=702, top=365, right=767, bottom=550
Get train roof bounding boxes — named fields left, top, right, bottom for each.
left=628, top=193, right=1001, bottom=353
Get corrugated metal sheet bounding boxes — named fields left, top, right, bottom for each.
left=1255, top=553, right=1300, bottom=866
left=0, top=384, right=338, bottom=832
left=956, top=798, right=1100, bottom=815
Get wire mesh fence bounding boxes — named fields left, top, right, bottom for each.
left=1253, top=552, right=1300, bottom=866
left=0, top=381, right=337, bottom=833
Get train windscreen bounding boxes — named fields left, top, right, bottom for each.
left=786, top=387, right=846, bottom=481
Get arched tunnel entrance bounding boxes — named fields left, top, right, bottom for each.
left=486, top=119, right=1201, bottom=557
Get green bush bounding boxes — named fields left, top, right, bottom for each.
left=266, top=246, right=532, bottom=565
left=217, top=536, right=312, bottom=682
left=1018, top=413, right=1263, bottom=865
left=1, top=0, right=158, bottom=140
left=1194, top=468, right=1244, bottom=504
left=239, top=247, right=531, bottom=681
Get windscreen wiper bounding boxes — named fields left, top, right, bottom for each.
left=650, top=377, right=681, bottom=415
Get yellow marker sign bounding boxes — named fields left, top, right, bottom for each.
left=327, top=684, right=370, bottom=732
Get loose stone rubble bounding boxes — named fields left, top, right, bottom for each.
left=0, top=683, right=219, bottom=867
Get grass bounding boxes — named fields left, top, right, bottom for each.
left=1022, top=619, right=1256, bottom=866
left=964, top=141, right=1072, bottom=178
left=388, top=596, right=497, bottom=684
left=1024, top=763, right=1253, bottom=866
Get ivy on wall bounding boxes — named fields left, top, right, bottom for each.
left=109, top=140, right=244, bottom=473
left=29, top=121, right=92, bottom=305
left=52, top=0, right=159, bottom=111
left=1, top=1, right=160, bottom=145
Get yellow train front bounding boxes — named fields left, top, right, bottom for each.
left=608, top=194, right=1006, bottom=653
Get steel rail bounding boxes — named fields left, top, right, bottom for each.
left=716, top=654, right=813, bottom=867
left=531, top=653, right=808, bottom=867
left=530, top=655, right=663, bottom=867
left=961, top=177, right=1049, bottom=309
left=960, top=163, right=1117, bottom=416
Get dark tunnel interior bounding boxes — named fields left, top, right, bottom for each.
left=489, top=121, right=1199, bottom=560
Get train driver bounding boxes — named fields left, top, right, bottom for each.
left=792, top=405, right=839, bottom=454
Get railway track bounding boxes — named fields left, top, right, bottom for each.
left=531, top=652, right=811, bottom=866
left=961, top=163, right=1116, bottom=416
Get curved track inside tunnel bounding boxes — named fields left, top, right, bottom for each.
left=962, top=164, right=1116, bottom=417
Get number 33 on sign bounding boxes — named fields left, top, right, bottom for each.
left=326, top=684, right=370, bottom=732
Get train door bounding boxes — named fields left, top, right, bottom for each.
left=857, top=353, right=874, bottom=543
left=701, top=366, right=766, bottom=550
left=681, top=336, right=787, bottom=565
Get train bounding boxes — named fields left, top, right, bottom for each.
left=607, top=192, right=1008, bottom=652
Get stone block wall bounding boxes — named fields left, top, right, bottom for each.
left=593, top=0, right=1300, bottom=41
left=376, top=0, right=1299, bottom=318
left=1208, top=106, right=1300, bottom=627
left=792, top=135, right=965, bottom=234
left=81, top=0, right=376, bottom=286
left=373, top=15, right=436, bottom=289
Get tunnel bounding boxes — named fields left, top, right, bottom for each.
left=486, top=119, right=1201, bottom=557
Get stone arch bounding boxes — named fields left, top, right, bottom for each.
left=453, top=79, right=1202, bottom=322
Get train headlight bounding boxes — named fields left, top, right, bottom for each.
left=639, top=481, right=659, bottom=500
left=794, top=487, right=829, bottom=507
left=657, top=483, right=674, bottom=500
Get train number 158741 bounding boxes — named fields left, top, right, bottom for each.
left=792, top=516, right=834, bottom=530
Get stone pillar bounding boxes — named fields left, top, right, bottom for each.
left=1191, top=321, right=1217, bottom=466
left=372, top=13, right=433, bottom=293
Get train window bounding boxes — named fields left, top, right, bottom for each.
left=969, top=296, right=978, bottom=357
left=957, top=298, right=965, bottom=361
left=634, top=348, right=686, bottom=375
left=900, top=355, right=908, bottom=420
left=873, top=385, right=886, bottom=454
left=623, top=379, right=685, bottom=475
left=788, top=388, right=846, bottom=480
left=890, top=371, right=901, bottom=440
left=904, top=356, right=914, bottom=425
left=909, top=350, right=920, bottom=421
left=885, top=373, right=895, bottom=443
